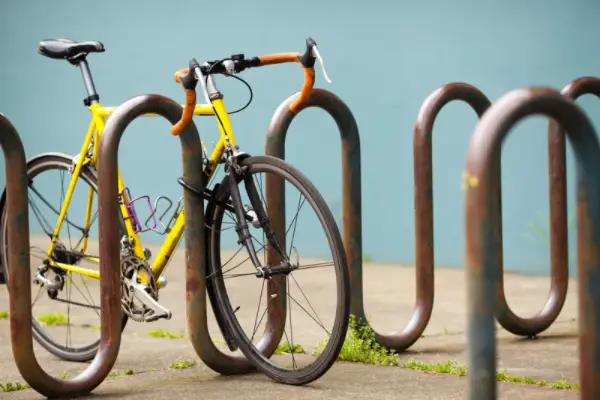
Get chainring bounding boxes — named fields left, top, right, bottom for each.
left=120, top=255, right=159, bottom=322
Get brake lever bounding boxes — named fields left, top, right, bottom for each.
left=312, top=45, right=332, bottom=84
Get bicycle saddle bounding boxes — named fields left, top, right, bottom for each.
left=37, top=38, right=105, bottom=60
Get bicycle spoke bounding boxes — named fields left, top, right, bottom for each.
left=206, top=223, right=236, bottom=234
left=251, top=235, right=265, bottom=251
left=253, top=174, right=268, bottom=218
left=31, top=285, right=46, bottom=307
left=73, top=209, right=99, bottom=251
left=206, top=245, right=245, bottom=280
left=251, top=279, right=266, bottom=341
left=28, top=184, right=87, bottom=233
left=295, top=262, right=335, bottom=270
left=253, top=174, right=268, bottom=266
left=66, top=272, right=72, bottom=349
left=270, top=276, right=330, bottom=336
left=30, top=246, right=48, bottom=261
left=285, top=197, right=306, bottom=239
left=28, top=194, right=55, bottom=236
left=221, top=271, right=260, bottom=279
left=287, top=274, right=297, bottom=370
left=219, top=242, right=266, bottom=277
left=290, top=273, right=326, bottom=332
left=225, top=210, right=237, bottom=223
left=66, top=273, right=100, bottom=318
left=287, top=192, right=304, bottom=256
left=268, top=284, right=297, bottom=369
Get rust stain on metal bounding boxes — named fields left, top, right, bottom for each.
left=266, top=85, right=494, bottom=352
left=266, top=89, right=364, bottom=325
left=400, top=83, right=492, bottom=352
left=0, top=113, right=121, bottom=397
left=265, top=81, right=575, bottom=357
left=464, top=86, right=600, bottom=399
left=497, top=78, right=600, bottom=337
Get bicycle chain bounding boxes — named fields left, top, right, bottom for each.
left=52, top=297, right=101, bottom=310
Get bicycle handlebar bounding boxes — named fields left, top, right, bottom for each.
left=170, top=37, right=330, bottom=136
left=171, top=68, right=197, bottom=135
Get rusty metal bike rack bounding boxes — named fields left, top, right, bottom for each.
left=0, top=113, right=121, bottom=397
left=498, top=76, right=600, bottom=338
left=265, top=84, right=568, bottom=353
left=464, top=87, right=600, bottom=399
left=546, top=77, right=600, bottom=311
left=97, top=94, right=257, bottom=375
left=411, top=81, right=570, bottom=340
left=267, top=86, right=475, bottom=352
left=410, top=82, right=491, bottom=351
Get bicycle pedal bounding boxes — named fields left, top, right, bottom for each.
left=129, top=283, right=172, bottom=322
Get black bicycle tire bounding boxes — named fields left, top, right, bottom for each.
left=207, top=155, right=350, bottom=385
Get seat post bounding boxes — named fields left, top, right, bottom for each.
left=78, top=59, right=100, bottom=106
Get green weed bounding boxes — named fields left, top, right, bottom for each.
left=147, top=329, right=184, bottom=339
left=37, top=312, right=67, bottom=325
left=169, top=359, right=196, bottom=369
left=109, top=369, right=134, bottom=377
left=314, top=314, right=579, bottom=390
left=0, top=381, right=31, bottom=392
left=274, top=342, right=305, bottom=355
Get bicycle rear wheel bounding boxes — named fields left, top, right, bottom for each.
left=0, top=153, right=128, bottom=362
left=206, top=155, right=350, bottom=385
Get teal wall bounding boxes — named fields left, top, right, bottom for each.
left=1, top=0, right=599, bottom=276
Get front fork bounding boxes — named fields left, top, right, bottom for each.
left=225, top=151, right=289, bottom=276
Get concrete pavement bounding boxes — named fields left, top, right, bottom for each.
left=0, top=239, right=582, bottom=399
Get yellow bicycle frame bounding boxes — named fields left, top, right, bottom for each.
left=46, top=97, right=235, bottom=284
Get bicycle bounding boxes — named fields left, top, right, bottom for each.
left=0, top=37, right=350, bottom=385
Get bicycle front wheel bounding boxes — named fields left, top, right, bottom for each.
left=206, top=155, right=350, bottom=385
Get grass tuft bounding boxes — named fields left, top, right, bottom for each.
left=0, top=381, right=31, bottom=392
left=274, top=342, right=305, bottom=355
left=147, top=329, right=184, bottom=339
left=169, top=359, right=196, bottom=369
left=37, top=312, right=67, bottom=325
left=314, top=315, right=579, bottom=390
left=109, top=369, right=134, bottom=377
left=313, top=315, right=401, bottom=366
